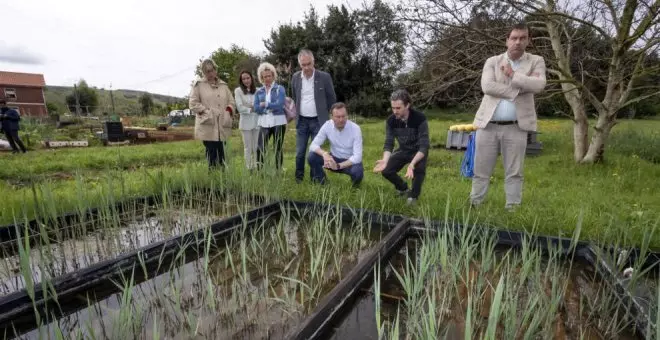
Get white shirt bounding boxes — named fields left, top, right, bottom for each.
left=258, top=84, right=287, bottom=128
left=491, top=57, right=521, bottom=122
left=300, top=70, right=317, bottom=117
left=309, top=120, right=363, bottom=164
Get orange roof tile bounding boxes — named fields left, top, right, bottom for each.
left=0, top=71, right=46, bottom=87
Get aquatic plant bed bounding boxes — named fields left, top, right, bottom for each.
left=0, top=196, right=274, bottom=338
left=0, top=193, right=658, bottom=339
left=321, top=224, right=659, bottom=340
left=0, top=199, right=404, bottom=339
left=0, top=191, right=258, bottom=297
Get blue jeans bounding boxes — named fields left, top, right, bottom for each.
left=308, top=152, right=364, bottom=187
left=295, top=117, right=321, bottom=181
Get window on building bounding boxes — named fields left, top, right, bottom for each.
left=4, top=88, right=17, bottom=100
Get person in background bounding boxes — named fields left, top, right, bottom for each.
left=189, top=59, right=236, bottom=170
left=291, top=49, right=337, bottom=183
left=470, top=23, right=547, bottom=211
left=254, top=62, right=287, bottom=170
left=308, top=102, right=363, bottom=188
left=234, top=70, right=259, bottom=171
left=0, top=99, right=27, bottom=154
left=373, top=89, right=430, bottom=205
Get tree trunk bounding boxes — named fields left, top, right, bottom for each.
left=580, top=113, right=617, bottom=163
left=574, top=115, right=589, bottom=162
left=543, top=9, right=591, bottom=162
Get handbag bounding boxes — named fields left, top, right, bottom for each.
left=276, top=85, right=297, bottom=122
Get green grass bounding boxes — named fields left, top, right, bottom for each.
left=1, top=114, right=658, bottom=249
left=0, top=141, right=205, bottom=182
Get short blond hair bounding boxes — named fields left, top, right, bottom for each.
left=257, top=62, right=278, bottom=84
left=201, top=59, right=217, bottom=73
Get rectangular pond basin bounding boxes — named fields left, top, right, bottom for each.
left=0, top=192, right=259, bottom=298
left=6, top=202, right=397, bottom=339
left=324, top=226, right=646, bottom=340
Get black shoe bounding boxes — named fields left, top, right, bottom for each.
left=397, top=188, right=410, bottom=197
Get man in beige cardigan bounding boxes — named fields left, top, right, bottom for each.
left=470, top=23, right=547, bottom=210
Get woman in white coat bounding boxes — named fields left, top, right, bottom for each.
left=234, top=70, right=259, bottom=170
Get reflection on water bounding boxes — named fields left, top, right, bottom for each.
left=0, top=195, right=252, bottom=297
left=14, top=209, right=385, bottom=340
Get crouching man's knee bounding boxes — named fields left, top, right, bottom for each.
left=308, top=152, right=323, bottom=166
left=350, top=164, right=364, bottom=183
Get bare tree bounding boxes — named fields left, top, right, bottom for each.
left=399, top=0, right=660, bottom=163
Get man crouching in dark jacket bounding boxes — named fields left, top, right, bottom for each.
left=0, top=99, right=27, bottom=153
left=373, top=89, right=430, bottom=205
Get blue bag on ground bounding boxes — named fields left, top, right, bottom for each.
left=460, top=132, right=476, bottom=178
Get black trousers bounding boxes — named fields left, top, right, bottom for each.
left=381, top=150, right=427, bottom=199
left=4, top=130, right=26, bottom=153
left=203, top=141, right=225, bottom=169
left=257, top=125, right=286, bottom=170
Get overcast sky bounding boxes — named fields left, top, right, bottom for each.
left=0, top=0, right=365, bottom=98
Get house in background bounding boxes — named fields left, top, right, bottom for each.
left=0, top=71, right=47, bottom=117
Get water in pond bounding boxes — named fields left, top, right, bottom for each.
left=0, top=194, right=255, bottom=297
left=327, top=230, right=642, bottom=340
left=13, top=207, right=389, bottom=340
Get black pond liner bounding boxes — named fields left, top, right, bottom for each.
left=290, top=222, right=655, bottom=340
left=0, top=200, right=282, bottom=339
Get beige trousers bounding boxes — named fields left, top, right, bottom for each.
left=241, top=128, right=260, bottom=170
left=470, top=123, right=528, bottom=206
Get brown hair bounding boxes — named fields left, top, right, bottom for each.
left=330, top=102, right=348, bottom=115
left=238, top=70, right=256, bottom=94
left=507, top=23, right=529, bottom=38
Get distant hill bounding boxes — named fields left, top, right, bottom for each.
left=44, top=85, right=185, bottom=115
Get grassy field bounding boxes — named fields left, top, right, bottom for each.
left=1, top=113, right=658, bottom=249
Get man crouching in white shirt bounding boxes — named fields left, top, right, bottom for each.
left=308, top=102, right=364, bottom=188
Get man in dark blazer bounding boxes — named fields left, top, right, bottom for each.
left=291, top=49, right=337, bottom=183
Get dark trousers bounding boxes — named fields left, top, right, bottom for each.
left=308, top=152, right=364, bottom=187
left=295, top=116, right=321, bottom=181
left=203, top=141, right=225, bottom=169
left=381, top=150, right=427, bottom=199
left=257, top=125, right=286, bottom=170
left=4, top=130, right=26, bottom=153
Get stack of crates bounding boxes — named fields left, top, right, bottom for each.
left=446, top=124, right=477, bottom=150
left=445, top=124, right=543, bottom=155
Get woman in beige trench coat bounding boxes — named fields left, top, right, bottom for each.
left=189, top=59, right=236, bottom=169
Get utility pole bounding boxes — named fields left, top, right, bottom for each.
left=74, top=83, right=81, bottom=116
left=110, top=83, right=116, bottom=116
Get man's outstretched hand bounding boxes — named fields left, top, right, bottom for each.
left=373, top=159, right=387, bottom=173
left=404, top=164, right=414, bottom=179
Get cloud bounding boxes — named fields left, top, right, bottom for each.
left=0, top=42, right=44, bottom=65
